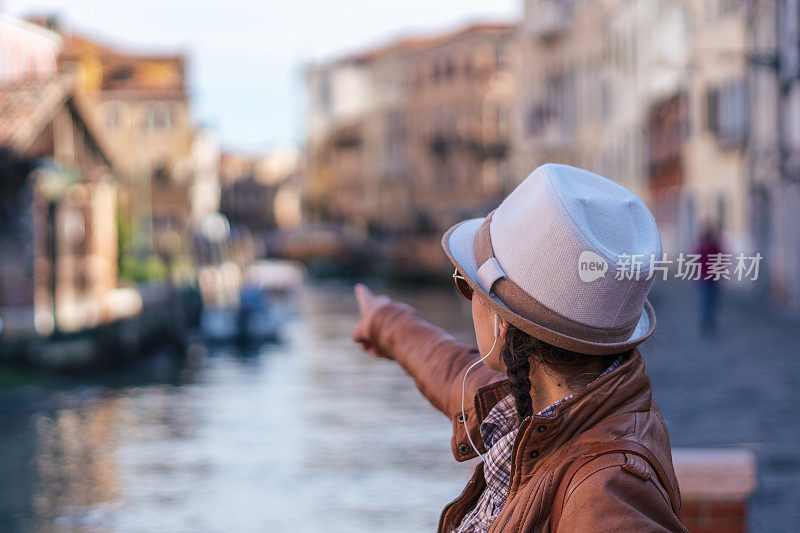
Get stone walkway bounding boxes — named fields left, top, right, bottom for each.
left=642, top=279, right=800, bottom=532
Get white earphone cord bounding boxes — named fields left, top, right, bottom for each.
left=460, top=316, right=500, bottom=463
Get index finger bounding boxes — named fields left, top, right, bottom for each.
left=354, top=283, right=373, bottom=312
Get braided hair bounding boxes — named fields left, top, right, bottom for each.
left=499, top=325, right=629, bottom=420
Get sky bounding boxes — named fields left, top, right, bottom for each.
left=6, top=0, right=519, bottom=152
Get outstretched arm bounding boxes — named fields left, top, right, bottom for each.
left=352, top=284, right=502, bottom=420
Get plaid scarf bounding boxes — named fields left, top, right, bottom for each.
left=454, top=356, right=624, bottom=533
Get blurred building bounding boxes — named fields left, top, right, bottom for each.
left=358, top=38, right=426, bottom=235
left=0, top=13, right=61, bottom=84
left=220, top=154, right=278, bottom=244
left=514, top=0, right=687, bottom=250
left=267, top=146, right=304, bottom=231
left=306, top=53, right=375, bottom=232
left=0, top=74, right=119, bottom=335
left=679, top=0, right=749, bottom=255
left=306, top=23, right=514, bottom=236
left=512, top=1, right=612, bottom=186
left=190, top=127, right=222, bottom=226
left=512, top=0, right=751, bottom=255
left=219, top=147, right=303, bottom=255
left=301, top=1, right=796, bottom=302
left=641, top=0, right=750, bottom=255
left=513, top=0, right=684, bottom=197
left=409, top=24, right=515, bottom=233
left=1, top=13, right=120, bottom=335
left=747, top=0, right=800, bottom=312
left=37, top=23, right=196, bottom=253
left=606, top=0, right=690, bottom=237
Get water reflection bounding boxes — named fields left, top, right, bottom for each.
left=3, top=282, right=477, bottom=532
left=33, top=399, right=120, bottom=531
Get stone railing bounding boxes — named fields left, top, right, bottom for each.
left=673, top=448, right=757, bottom=533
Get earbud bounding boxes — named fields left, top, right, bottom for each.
left=460, top=313, right=503, bottom=462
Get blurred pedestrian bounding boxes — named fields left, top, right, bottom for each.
left=353, top=164, right=686, bottom=532
left=693, top=222, right=724, bottom=334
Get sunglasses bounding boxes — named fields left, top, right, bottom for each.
left=452, top=268, right=473, bottom=301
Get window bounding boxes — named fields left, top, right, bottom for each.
left=706, top=88, right=718, bottom=132
left=153, top=161, right=169, bottom=186
left=707, top=79, right=748, bottom=147
left=431, top=60, right=441, bottom=83
left=385, top=110, right=406, bottom=170
left=526, top=103, right=546, bottom=137
left=778, top=0, right=800, bottom=83
left=107, top=65, right=134, bottom=83
left=706, top=0, right=742, bottom=23
left=142, top=103, right=172, bottom=134
left=496, top=105, right=509, bottom=137
left=444, top=58, right=455, bottom=79
left=601, top=79, right=611, bottom=120
left=496, top=42, right=506, bottom=69
left=717, top=193, right=727, bottom=233
left=104, top=102, right=126, bottom=131
left=544, top=68, right=576, bottom=133
left=319, top=77, right=331, bottom=109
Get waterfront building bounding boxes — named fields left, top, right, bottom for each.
left=747, top=0, right=800, bottom=312
left=679, top=0, right=750, bottom=255
left=0, top=74, right=119, bottom=335
left=511, top=1, right=614, bottom=190
left=605, top=0, right=689, bottom=211
left=357, top=37, right=425, bottom=235
left=36, top=22, right=197, bottom=254
left=303, top=1, right=797, bottom=298
left=190, top=127, right=222, bottom=227
left=305, top=54, right=375, bottom=234
left=513, top=0, right=750, bottom=257
left=0, top=13, right=61, bottom=84
left=219, top=147, right=303, bottom=256
left=305, top=23, right=514, bottom=237
left=406, top=23, right=515, bottom=234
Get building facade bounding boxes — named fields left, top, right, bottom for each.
left=513, top=0, right=751, bottom=256
left=51, top=29, right=195, bottom=253
left=512, top=1, right=612, bottom=187
left=0, top=13, right=61, bottom=85
left=305, top=23, right=515, bottom=237
left=219, top=147, right=303, bottom=255
left=0, top=75, right=119, bottom=335
left=305, top=55, right=375, bottom=233
left=680, top=0, right=750, bottom=255
left=407, top=24, right=515, bottom=233
left=303, top=1, right=799, bottom=301
left=747, top=0, right=800, bottom=312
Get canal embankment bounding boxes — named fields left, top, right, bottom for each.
left=0, top=283, right=201, bottom=372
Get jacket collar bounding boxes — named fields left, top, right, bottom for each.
left=474, top=349, right=651, bottom=453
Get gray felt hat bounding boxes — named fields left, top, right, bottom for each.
left=442, top=164, right=660, bottom=355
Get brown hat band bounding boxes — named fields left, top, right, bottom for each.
left=472, top=215, right=639, bottom=343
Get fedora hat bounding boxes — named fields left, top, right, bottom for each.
left=442, top=164, right=660, bottom=355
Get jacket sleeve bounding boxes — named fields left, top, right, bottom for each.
left=360, top=302, right=503, bottom=420
left=554, top=456, right=688, bottom=533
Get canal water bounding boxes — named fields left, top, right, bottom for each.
left=1, top=282, right=479, bottom=532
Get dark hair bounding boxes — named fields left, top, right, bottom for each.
left=500, top=325, right=630, bottom=419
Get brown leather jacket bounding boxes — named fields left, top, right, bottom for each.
left=355, top=301, right=687, bottom=532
